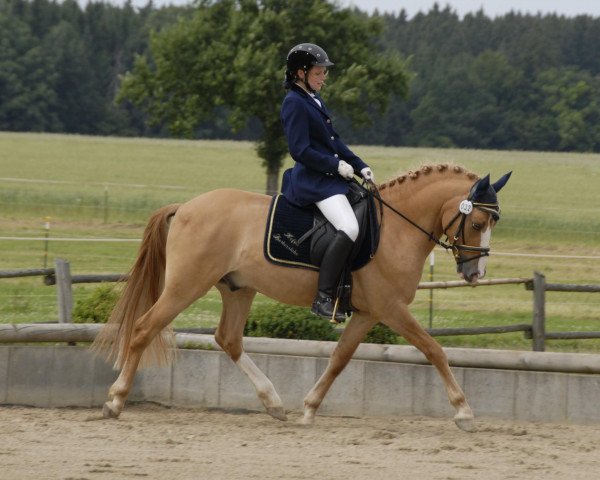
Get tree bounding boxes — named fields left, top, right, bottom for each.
left=118, top=0, right=409, bottom=194
left=0, top=9, right=60, bottom=131
left=407, top=51, right=523, bottom=149
left=41, top=20, right=105, bottom=133
left=536, top=68, right=600, bottom=151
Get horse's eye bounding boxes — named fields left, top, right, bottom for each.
left=472, top=223, right=482, bottom=231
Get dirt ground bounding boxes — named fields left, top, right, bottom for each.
left=1, top=403, right=599, bottom=480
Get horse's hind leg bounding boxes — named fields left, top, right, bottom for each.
left=215, top=285, right=287, bottom=421
left=103, top=288, right=200, bottom=418
left=383, top=303, right=475, bottom=432
left=301, top=311, right=376, bottom=426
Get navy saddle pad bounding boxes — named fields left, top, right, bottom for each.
left=263, top=185, right=378, bottom=271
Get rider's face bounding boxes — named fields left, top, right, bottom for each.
left=297, top=66, right=328, bottom=92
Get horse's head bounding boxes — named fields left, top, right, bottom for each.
left=442, top=171, right=512, bottom=283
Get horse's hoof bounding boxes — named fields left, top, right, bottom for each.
left=297, top=412, right=315, bottom=427
left=454, top=416, right=476, bottom=432
left=266, top=406, right=287, bottom=421
left=102, top=401, right=121, bottom=419
left=297, top=419, right=313, bottom=428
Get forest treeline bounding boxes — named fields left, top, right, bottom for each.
left=2, top=0, right=600, bottom=152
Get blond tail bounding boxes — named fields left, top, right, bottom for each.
left=91, top=203, right=181, bottom=369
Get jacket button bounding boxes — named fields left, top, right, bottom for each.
left=330, top=136, right=334, bottom=140
left=334, top=154, right=339, bottom=158
left=327, top=119, right=331, bottom=123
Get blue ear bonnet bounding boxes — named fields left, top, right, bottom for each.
left=468, top=171, right=512, bottom=220
left=469, top=177, right=496, bottom=204
left=469, top=171, right=512, bottom=201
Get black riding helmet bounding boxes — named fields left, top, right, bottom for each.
left=284, top=43, right=334, bottom=91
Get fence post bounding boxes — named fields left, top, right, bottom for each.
left=532, top=271, right=546, bottom=352
left=428, top=252, right=434, bottom=328
left=55, top=258, right=73, bottom=323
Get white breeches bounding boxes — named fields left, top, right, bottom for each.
left=315, top=194, right=359, bottom=242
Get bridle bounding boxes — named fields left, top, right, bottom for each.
left=441, top=198, right=500, bottom=265
left=365, top=178, right=500, bottom=266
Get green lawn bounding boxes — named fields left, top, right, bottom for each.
left=1, top=132, right=599, bottom=352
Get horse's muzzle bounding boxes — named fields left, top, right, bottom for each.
left=458, top=259, right=485, bottom=283
left=461, top=271, right=480, bottom=284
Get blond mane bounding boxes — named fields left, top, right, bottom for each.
left=378, top=163, right=479, bottom=191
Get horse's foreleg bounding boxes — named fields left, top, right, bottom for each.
left=301, top=312, right=376, bottom=426
left=383, top=304, right=475, bottom=432
left=215, top=286, right=286, bottom=421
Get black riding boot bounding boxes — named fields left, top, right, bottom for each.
left=311, top=230, right=354, bottom=322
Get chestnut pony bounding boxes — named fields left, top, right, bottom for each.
left=93, top=163, right=511, bottom=431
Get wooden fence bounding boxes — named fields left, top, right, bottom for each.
left=526, top=272, right=600, bottom=351
left=1, top=259, right=599, bottom=352
left=418, top=272, right=600, bottom=351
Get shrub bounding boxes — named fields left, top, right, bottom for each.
left=73, top=283, right=119, bottom=323
left=364, top=323, right=399, bottom=344
left=245, top=303, right=339, bottom=341
left=244, top=303, right=400, bottom=344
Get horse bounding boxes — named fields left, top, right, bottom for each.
left=92, top=163, right=512, bottom=432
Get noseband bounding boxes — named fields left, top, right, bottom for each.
left=366, top=179, right=500, bottom=266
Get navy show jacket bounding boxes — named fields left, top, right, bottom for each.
left=280, top=84, right=368, bottom=207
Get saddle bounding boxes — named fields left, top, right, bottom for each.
left=264, top=181, right=381, bottom=315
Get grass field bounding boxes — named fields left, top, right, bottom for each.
left=1, top=132, right=599, bottom=351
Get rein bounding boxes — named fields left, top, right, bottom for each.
left=363, top=179, right=500, bottom=265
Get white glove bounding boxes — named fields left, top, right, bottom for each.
left=361, top=167, right=375, bottom=184
left=337, top=160, right=354, bottom=180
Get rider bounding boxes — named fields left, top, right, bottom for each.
left=280, top=43, right=375, bottom=321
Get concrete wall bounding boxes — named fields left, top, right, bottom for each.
left=2, top=345, right=600, bottom=424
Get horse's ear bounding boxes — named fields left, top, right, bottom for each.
left=470, top=174, right=490, bottom=198
left=492, top=171, right=512, bottom=193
